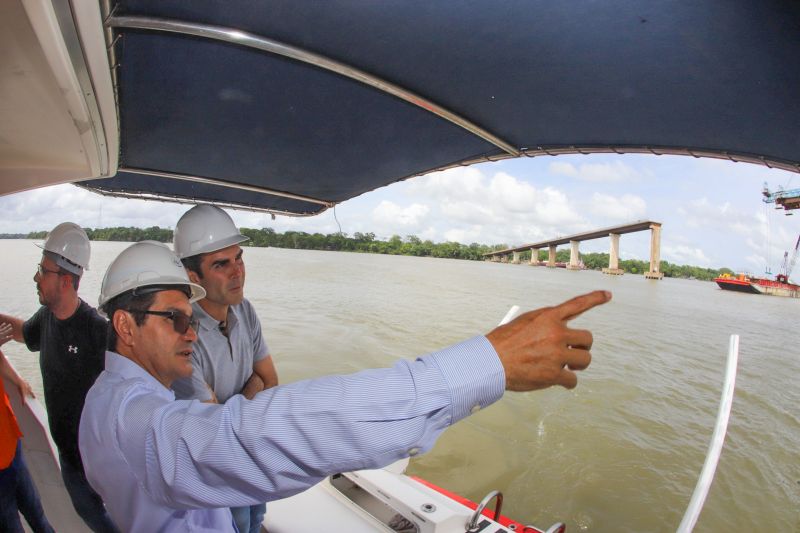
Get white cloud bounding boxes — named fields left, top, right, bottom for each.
left=0, top=184, right=346, bottom=237
left=415, top=167, right=584, bottom=224
left=371, top=201, right=430, bottom=232
left=679, top=198, right=758, bottom=235
left=531, top=187, right=581, bottom=226
left=589, top=193, right=647, bottom=220
left=0, top=185, right=188, bottom=233
left=403, top=166, right=591, bottom=245
left=549, top=161, right=578, bottom=178
left=444, top=228, right=479, bottom=243
left=675, top=197, right=796, bottom=268
left=549, top=160, right=641, bottom=182
left=407, top=167, right=485, bottom=201
left=440, top=201, right=497, bottom=224
left=744, top=253, right=767, bottom=272
left=662, top=244, right=711, bottom=267
left=489, top=172, right=539, bottom=212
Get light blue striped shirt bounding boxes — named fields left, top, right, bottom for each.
left=79, top=336, right=505, bottom=532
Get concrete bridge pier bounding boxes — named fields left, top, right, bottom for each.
left=547, top=245, right=557, bottom=267
left=645, top=223, right=664, bottom=279
left=602, top=233, right=624, bottom=275
left=529, top=247, right=540, bottom=266
left=480, top=220, right=663, bottom=273
left=567, top=240, right=581, bottom=270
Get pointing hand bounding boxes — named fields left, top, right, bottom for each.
left=486, top=291, right=611, bottom=391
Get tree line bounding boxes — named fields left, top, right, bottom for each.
left=523, top=250, right=731, bottom=281
left=5, top=227, right=731, bottom=281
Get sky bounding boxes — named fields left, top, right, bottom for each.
left=1, top=153, right=799, bottom=274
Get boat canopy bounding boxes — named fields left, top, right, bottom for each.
left=2, top=1, right=799, bottom=215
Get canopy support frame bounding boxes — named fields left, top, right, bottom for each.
left=105, top=15, right=521, bottom=157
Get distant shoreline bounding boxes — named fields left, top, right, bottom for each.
left=1, top=227, right=731, bottom=281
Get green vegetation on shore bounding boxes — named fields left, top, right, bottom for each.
left=5, top=227, right=731, bottom=281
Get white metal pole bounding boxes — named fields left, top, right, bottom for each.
left=676, top=334, right=740, bottom=532
left=499, top=305, right=520, bottom=326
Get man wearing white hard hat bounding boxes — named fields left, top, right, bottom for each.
left=80, top=240, right=610, bottom=532
left=171, top=204, right=277, bottom=532
left=0, top=222, right=119, bottom=533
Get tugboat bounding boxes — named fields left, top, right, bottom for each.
left=714, top=272, right=799, bottom=297
left=715, top=236, right=800, bottom=298
left=714, top=272, right=762, bottom=294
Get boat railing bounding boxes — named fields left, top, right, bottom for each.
left=675, top=335, right=740, bottom=532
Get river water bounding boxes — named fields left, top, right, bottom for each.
left=2, top=240, right=798, bottom=532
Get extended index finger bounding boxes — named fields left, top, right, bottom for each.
left=554, top=290, right=612, bottom=321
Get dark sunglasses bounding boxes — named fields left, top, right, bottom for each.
left=139, top=310, right=200, bottom=334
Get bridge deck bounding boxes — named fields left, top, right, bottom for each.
left=484, top=220, right=661, bottom=256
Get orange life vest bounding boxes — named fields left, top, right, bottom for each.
left=0, top=378, right=23, bottom=469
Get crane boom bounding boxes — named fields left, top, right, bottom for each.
left=788, top=234, right=800, bottom=281
left=776, top=234, right=800, bottom=284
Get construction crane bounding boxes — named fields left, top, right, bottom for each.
left=776, top=234, right=800, bottom=284
left=762, top=182, right=800, bottom=214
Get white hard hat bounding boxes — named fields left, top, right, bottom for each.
left=173, top=204, right=249, bottom=259
left=98, top=241, right=206, bottom=316
left=36, top=222, right=90, bottom=275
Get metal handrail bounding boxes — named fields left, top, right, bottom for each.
left=466, top=490, right=503, bottom=531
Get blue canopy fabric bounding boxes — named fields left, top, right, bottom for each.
left=80, top=0, right=800, bottom=215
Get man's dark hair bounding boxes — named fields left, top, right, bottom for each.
left=103, top=291, right=158, bottom=352
left=103, top=284, right=193, bottom=351
left=180, top=255, right=204, bottom=280
left=43, top=250, right=80, bottom=290
left=65, top=271, right=80, bottom=291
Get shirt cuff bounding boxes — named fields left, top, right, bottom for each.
left=427, top=335, right=505, bottom=424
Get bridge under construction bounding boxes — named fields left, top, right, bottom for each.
left=762, top=183, right=800, bottom=213
left=483, top=220, right=664, bottom=279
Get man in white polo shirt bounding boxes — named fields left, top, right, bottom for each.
left=170, top=204, right=277, bottom=532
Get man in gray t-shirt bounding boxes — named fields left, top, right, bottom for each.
left=171, top=298, right=270, bottom=403
left=170, top=205, right=277, bottom=533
